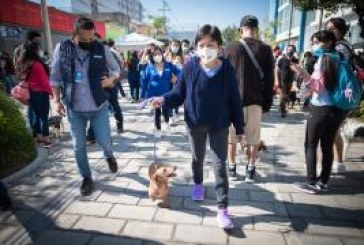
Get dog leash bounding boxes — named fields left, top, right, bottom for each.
left=137, top=99, right=157, bottom=163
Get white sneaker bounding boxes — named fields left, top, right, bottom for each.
left=332, top=162, right=346, bottom=174
left=166, top=123, right=171, bottom=131
left=154, top=130, right=162, bottom=139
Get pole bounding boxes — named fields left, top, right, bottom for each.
left=158, top=0, right=170, bottom=36
left=287, top=0, right=294, bottom=45
left=41, top=0, right=52, bottom=56
left=318, top=8, right=324, bottom=30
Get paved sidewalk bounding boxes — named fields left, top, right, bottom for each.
left=1, top=98, right=363, bottom=245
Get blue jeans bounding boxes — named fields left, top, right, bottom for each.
left=67, top=103, right=114, bottom=178
left=3, top=75, right=15, bottom=94
left=29, top=91, right=50, bottom=137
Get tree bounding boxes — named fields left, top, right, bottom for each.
left=293, top=0, right=364, bottom=39
left=222, top=25, right=240, bottom=44
left=148, top=15, right=167, bottom=38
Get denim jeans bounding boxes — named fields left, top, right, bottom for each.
left=187, top=125, right=229, bottom=209
left=108, top=86, right=123, bottom=130
left=305, top=105, right=345, bottom=184
left=29, top=91, right=50, bottom=137
left=27, top=107, right=36, bottom=137
left=3, top=75, right=15, bottom=94
left=67, top=103, right=114, bottom=179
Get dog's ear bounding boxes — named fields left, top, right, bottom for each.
left=151, top=172, right=159, bottom=184
left=148, top=163, right=158, bottom=179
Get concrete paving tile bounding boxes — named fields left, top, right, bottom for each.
left=306, top=219, right=362, bottom=237
left=174, top=224, right=227, bottom=244
left=73, top=216, right=125, bottom=235
left=285, top=232, right=343, bottom=245
left=89, top=235, right=143, bottom=245
left=228, top=230, right=286, bottom=245
left=108, top=204, right=156, bottom=221
left=123, top=221, right=174, bottom=241
left=154, top=209, right=202, bottom=224
left=65, top=201, right=113, bottom=217
left=35, top=229, right=91, bottom=245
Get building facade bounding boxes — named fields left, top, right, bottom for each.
left=272, top=0, right=363, bottom=54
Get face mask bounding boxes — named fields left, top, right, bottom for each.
left=182, top=46, right=189, bottom=53
left=78, top=41, right=93, bottom=50
left=312, top=44, right=325, bottom=57
left=171, top=46, right=179, bottom=54
left=153, top=55, right=163, bottom=63
left=286, top=50, right=294, bottom=58
left=197, top=47, right=218, bottom=65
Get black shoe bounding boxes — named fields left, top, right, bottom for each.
left=87, top=138, right=96, bottom=145
left=280, top=111, right=286, bottom=118
left=107, top=157, right=118, bottom=173
left=245, top=165, right=256, bottom=183
left=80, top=177, right=94, bottom=196
left=117, top=127, right=124, bottom=134
left=228, top=165, right=238, bottom=181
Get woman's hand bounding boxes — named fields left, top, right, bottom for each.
left=150, top=96, right=165, bottom=109
left=289, top=63, right=299, bottom=73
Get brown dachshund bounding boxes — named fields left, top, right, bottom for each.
left=148, top=163, right=176, bottom=208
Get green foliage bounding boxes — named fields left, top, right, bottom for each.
left=222, top=25, right=240, bottom=44
left=0, top=91, right=36, bottom=177
left=351, top=99, right=364, bottom=122
left=292, top=0, right=353, bottom=13
left=148, top=15, right=167, bottom=38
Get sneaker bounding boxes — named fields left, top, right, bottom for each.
left=316, top=181, right=329, bottom=191
left=80, top=177, right=94, bottom=196
left=117, top=126, right=124, bottom=134
left=106, top=157, right=118, bottom=173
left=87, top=139, right=96, bottom=145
left=217, top=208, right=234, bottom=230
left=155, top=130, right=162, bottom=139
left=245, top=165, right=256, bottom=183
left=192, top=184, right=204, bottom=201
left=294, top=182, right=319, bottom=194
left=228, top=164, right=238, bottom=181
left=331, top=162, right=346, bottom=174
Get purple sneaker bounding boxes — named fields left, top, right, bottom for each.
left=217, top=208, right=234, bottom=230
left=192, top=184, right=204, bottom=201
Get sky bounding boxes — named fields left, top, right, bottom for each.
left=140, top=0, right=272, bottom=31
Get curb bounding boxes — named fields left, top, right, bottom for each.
left=3, top=147, right=48, bottom=184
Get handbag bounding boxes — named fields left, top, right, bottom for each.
left=11, top=81, right=30, bottom=105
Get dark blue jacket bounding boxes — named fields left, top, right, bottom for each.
left=59, top=40, right=109, bottom=108
left=164, top=57, right=244, bottom=134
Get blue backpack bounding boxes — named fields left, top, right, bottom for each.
left=325, top=53, right=362, bottom=111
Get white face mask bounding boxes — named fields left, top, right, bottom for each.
left=171, top=46, right=179, bottom=54
left=182, top=46, right=189, bottom=53
left=153, top=55, right=163, bottom=63
left=197, top=47, right=218, bottom=65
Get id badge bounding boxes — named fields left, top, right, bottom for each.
left=74, top=71, right=83, bottom=83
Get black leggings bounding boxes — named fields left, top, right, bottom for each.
left=305, top=105, right=345, bottom=184
left=155, top=107, right=169, bottom=130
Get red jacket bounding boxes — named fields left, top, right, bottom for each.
left=27, top=61, right=52, bottom=95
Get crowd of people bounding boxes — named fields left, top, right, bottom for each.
left=1, top=14, right=363, bottom=231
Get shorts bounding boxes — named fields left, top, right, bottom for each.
left=229, top=105, right=262, bottom=145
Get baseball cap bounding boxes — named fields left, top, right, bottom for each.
left=240, top=15, right=259, bottom=28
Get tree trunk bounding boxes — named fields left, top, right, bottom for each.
left=41, top=0, right=52, bottom=57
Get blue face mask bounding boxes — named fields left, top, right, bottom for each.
left=312, top=45, right=331, bottom=57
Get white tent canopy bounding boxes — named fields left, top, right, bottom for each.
left=114, top=32, right=163, bottom=50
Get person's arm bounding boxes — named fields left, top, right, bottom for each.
left=49, top=43, right=65, bottom=115
left=104, top=46, right=121, bottom=87
left=227, top=64, right=244, bottom=136
left=163, top=67, right=187, bottom=108
left=261, top=46, right=275, bottom=112
left=141, top=66, right=150, bottom=99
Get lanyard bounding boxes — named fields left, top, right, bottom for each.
left=76, top=53, right=89, bottom=68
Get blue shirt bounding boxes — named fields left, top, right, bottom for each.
left=163, top=57, right=244, bottom=135
left=141, top=62, right=180, bottom=98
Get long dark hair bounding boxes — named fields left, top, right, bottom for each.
left=149, top=46, right=165, bottom=65
left=311, top=30, right=337, bottom=91
left=21, top=42, right=49, bottom=77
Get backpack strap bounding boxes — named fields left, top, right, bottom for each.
left=239, top=38, right=264, bottom=80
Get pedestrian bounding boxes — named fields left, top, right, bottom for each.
left=14, top=31, right=42, bottom=138
left=225, top=15, right=274, bottom=182
left=301, top=51, right=316, bottom=110
left=276, top=44, right=299, bottom=117
left=0, top=53, right=16, bottom=95
left=325, top=17, right=354, bottom=174
left=50, top=17, right=120, bottom=196
left=20, top=42, right=53, bottom=147
left=291, top=30, right=345, bottom=194
left=150, top=24, right=244, bottom=229
left=181, top=39, right=192, bottom=64
left=108, top=38, right=126, bottom=98
left=127, top=51, right=141, bottom=102
left=141, top=46, right=180, bottom=138
left=166, top=39, right=183, bottom=125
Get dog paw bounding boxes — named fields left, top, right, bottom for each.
left=157, top=202, right=170, bottom=208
